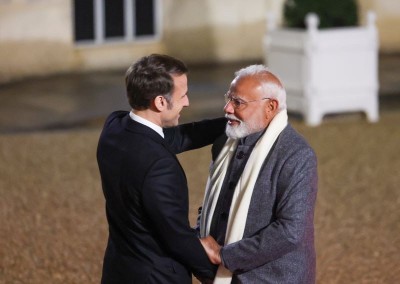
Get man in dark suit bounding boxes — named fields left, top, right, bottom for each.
left=199, top=65, right=318, bottom=283
left=97, top=54, right=223, bottom=283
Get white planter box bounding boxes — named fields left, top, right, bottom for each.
left=264, top=12, right=379, bottom=126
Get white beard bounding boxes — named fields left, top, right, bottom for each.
left=225, top=119, right=252, bottom=139
left=225, top=123, right=250, bottom=139
left=225, top=115, right=265, bottom=139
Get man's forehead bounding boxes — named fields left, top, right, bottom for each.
left=230, top=76, right=262, bottom=93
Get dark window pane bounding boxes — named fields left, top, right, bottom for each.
left=135, top=0, right=155, bottom=36
left=74, top=0, right=94, bottom=41
left=105, top=0, right=124, bottom=38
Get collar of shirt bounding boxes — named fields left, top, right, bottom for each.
left=240, top=128, right=265, bottom=146
left=129, top=111, right=164, bottom=138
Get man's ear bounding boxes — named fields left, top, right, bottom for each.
left=269, top=100, right=279, bottom=112
left=264, top=100, right=280, bottom=124
left=153, top=95, right=166, bottom=112
left=266, top=99, right=279, bottom=112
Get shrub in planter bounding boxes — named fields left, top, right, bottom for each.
left=264, top=0, right=379, bottom=126
left=283, top=0, right=358, bottom=28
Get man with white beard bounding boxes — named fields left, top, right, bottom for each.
left=198, top=65, right=318, bottom=284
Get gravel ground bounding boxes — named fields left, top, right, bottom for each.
left=1, top=112, right=399, bottom=284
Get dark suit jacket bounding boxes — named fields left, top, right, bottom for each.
left=211, top=124, right=318, bottom=284
left=97, top=111, right=226, bottom=283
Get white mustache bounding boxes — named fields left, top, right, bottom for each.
left=225, top=114, right=242, bottom=123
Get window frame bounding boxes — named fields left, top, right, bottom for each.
left=74, top=0, right=161, bottom=46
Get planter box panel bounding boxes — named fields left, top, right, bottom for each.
left=316, top=28, right=375, bottom=50
left=311, top=50, right=377, bottom=90
left=267, top=50, right=305, bottom=90
left=267, top=30, right=307, bottom=51
left=264, top=12, right=379, bottom=126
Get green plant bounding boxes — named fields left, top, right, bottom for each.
left=283, top=0, right=359, bottom=29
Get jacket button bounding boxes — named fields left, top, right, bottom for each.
left=236, top=151, right=245, bottom=159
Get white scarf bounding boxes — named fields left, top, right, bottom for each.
left=200, top=110, right=288, bottom=283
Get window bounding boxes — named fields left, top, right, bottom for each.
left=74, top=0, right=160, bottom=44
left=74, top=0, right=94, bottom=41
left=105, top=0, right=124, bottom=38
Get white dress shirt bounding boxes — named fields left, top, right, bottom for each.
left=129, top=111, right=164, bottom=138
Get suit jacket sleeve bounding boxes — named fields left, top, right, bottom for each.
left=142, top=155, right=216, bottom=278
left=164, top=117, right=227, bottom=153
left=220, top=147, right=318, bottom=273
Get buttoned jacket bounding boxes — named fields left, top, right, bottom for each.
left=97, top=111, right=226, bottom=283
left=211, top=124, right=318, bottom=284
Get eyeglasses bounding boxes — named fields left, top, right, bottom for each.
left=224, top=93, right=271, bottom=109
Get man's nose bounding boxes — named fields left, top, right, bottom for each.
left=224, top=101, right=234, bottom=113
left=184, top=96, right=189, bottom=107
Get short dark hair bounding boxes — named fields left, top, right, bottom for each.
left=125, top=54, right=188, bottom=110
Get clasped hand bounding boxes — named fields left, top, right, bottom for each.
left=200, top=235, right=222, bottom=265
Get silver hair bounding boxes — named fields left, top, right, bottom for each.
left=234, top=64, right=287, bottom=110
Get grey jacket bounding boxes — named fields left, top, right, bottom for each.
left=213, top=124, right=318, bottom=283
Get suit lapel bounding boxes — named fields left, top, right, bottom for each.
left=123, top=114, right=182, bottom=163
left=123, top=115, right=163, bottom=141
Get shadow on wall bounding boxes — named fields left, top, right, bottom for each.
left=0, top=41, right=74, bottom=84
left=163, top=1, right=217, bottom=64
